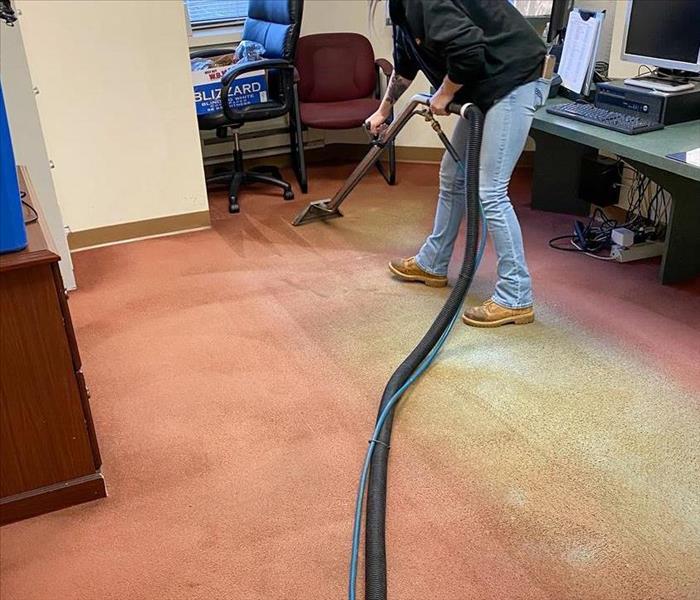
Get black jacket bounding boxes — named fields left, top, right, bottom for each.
left=389, top=0, right=546, bottom=111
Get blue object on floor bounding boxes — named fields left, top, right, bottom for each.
left=0, top=81, right=27, bottom=254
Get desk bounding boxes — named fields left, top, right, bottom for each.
left=0, top=167, right=105, bottom=525
left=531, top=98, right=700, bottom=284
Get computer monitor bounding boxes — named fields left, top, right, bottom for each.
left=621, top=0, right=700, bottom=73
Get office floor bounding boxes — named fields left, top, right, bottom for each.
left=1, top=163, right=699, bottom=600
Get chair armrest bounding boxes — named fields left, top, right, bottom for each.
left=220, top=58, right=295, bottom=122
left=375, top=58, right=393, bottom=78
left=220, top=58, right=292, bottom=86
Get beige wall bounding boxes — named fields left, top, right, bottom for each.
left=608, top=0, right=639, bottom=79
left=15, top=0, right=209, bottom=234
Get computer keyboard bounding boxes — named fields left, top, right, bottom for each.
left=546, top=102, right=665, bottom=135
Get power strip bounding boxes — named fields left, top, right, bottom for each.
left=611, top=241, right=664, bottom=262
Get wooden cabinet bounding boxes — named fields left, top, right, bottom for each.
left=0, top=168, right=105, bottom=525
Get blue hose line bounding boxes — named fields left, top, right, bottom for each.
left=348, top=189, right=488, bottom=600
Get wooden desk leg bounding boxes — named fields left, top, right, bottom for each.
left=530, top=129, right=597, bottom=216
left=627, top=160, right=700, bottom=285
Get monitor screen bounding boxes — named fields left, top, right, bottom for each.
left=624, top=0, right=700, bottom=71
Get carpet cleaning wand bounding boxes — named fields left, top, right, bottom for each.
left=292, top=94, right=469, bottom=227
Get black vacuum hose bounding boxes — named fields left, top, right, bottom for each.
left=364, top=104, right=484, bottom=600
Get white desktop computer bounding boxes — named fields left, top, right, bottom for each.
left=559, top=0, right=700, bottom=134
left=583, top=0, right=700, bottom=129
left=546, top=0, right=700, bottom=133
left=620, top=0, right=700, bottom=93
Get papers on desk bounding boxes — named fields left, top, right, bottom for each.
left=557, top=9, right=604, bottom=96
left=666, top=148, right=700, bottom=167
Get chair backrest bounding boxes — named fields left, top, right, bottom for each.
left=242, top=0, right=303, bottom=60
left=296, top=33, right=376, bottom=103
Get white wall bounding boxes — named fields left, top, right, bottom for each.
left=1, top=18, right=75, bottom=288
left=14, top=0, right=209, bottom=234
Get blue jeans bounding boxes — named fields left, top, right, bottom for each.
left=415, top=79, right=548, bottom=309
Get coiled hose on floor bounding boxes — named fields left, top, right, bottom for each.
left=349, top=103, right=485, bottom=600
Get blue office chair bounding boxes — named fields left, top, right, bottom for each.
left=190, top=0, right=306, bottom=214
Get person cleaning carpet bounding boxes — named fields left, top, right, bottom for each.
left=366, top=0, right=549, bottom=327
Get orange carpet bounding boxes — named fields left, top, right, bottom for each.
left=1, top=163, right=698, bottom=600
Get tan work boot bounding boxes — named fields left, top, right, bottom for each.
left=462, top=299, right=534, bottom=328
left=388, top=257, right=448, bottom=288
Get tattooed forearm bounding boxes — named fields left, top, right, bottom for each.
left=384, top=73, right=412, bottom=105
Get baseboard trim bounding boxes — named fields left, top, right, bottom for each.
left=238, top=144, right=534, bottom=169
left=207, top=143, right=441, bottom=172
left=1, top=471, right=106, bottom=525
left=68, top=210, right=211, bottom=251
left=394, top=146, right=445, bottom=163
left=393, top=147, right=534, bottom=167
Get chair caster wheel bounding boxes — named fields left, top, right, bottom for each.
left=283, top=190, right=294, bottom=201
left=229, top=201, right=240, bottom=214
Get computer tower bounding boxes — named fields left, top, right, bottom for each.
left=595, top=80, right=700, bottom=125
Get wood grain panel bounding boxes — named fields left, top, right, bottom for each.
left=0, top=473, right=105, bottom=525
left=0, top=265, right=95, bottom=497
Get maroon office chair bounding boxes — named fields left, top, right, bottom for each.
left=295, top=33, right=396, bottom=189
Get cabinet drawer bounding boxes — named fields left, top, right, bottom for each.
left=0, top=264, right=96, bottom=497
